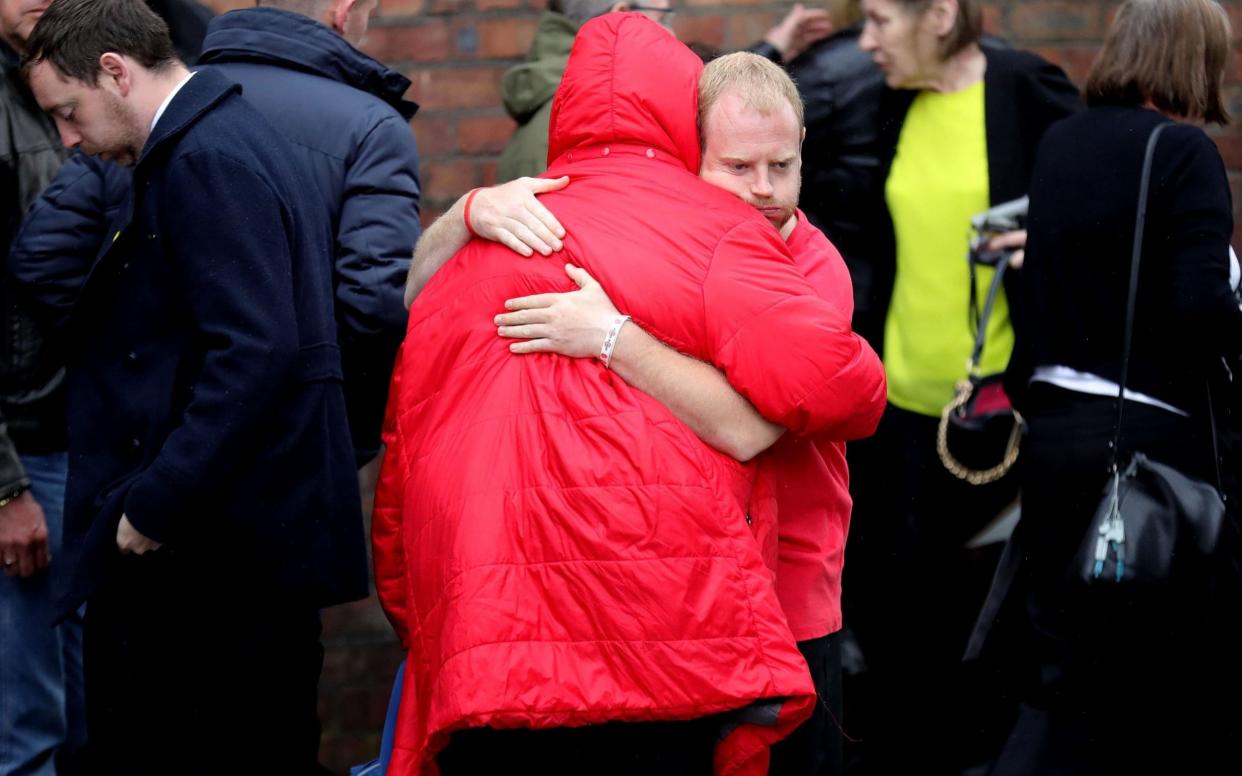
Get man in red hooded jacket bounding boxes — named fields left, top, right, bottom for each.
left=410, top=51, right=877, bottom=776
left=374, top=14, right=884, bottom=776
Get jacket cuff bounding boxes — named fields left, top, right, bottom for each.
left=122, top=461, right=186, bottom=544
left=0, top=434, right=31, bottom=494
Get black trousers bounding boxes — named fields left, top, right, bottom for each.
left=990, top=384, right=1241, bottom=775
left=843, top=404, right=1019, bottom=772
left=770, top=632, right=845, bottom=776
left=436, top=717, right=719, bottom=776
left=78, top=550, right=330, bottom=776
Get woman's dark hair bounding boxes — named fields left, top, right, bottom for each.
left=23, top=0, right=178, bottom=83
left=1085, top=0, right=1231, bottom=125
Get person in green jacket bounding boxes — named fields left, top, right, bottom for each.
left=497, top=0, right=673, bottom=182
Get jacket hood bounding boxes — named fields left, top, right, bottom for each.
left=198, top=7, right=418, bottom=120
left=500, top=12, right=577, bottom=123
left=548, top=13, right=703, bottom=173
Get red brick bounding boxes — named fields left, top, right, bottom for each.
left=407, top=66, right=505, bottom=109
left=982, top=3, right=1005, bottom=36
left=412, top=113, right=457, bottom=155
left=203, top=0, right=250, bottom=11
left=1226, top=3, right=1242, bottom=38
left=480, top=158, right=500, bottom=186
left=423, top=159, right=481, bottom=199
left=1224, top=84, right=1242, bottom=125
left=725, top=11, right=779, bottom=50
left=1214, top=132, right=1242, bottom=172
left=470, top=18, right=540, bottom=59
left=674, top=13, right=727, bottom=48
left=1030, top=45, right=1094, bottom=86
left=684, top=0, right=761, bottom=7
left=362, top=21, right=451, bottom=62
left=379, top=0, right=428, bottom=15
left=430, top=0, right=469, bottom=13
left=459, top=115, right=518, bottom=154
left=421, top=207, right=447, bottom=230
left=341, top=686, right=394, bottom=731
left=1226, top=47, right=1242, bottom=85
left=1012, top=2, right=1102, bottom=41
left=321, top=597, right=398, bottom=641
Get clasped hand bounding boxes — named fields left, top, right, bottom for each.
left=496, top=264, right=621, bottom=358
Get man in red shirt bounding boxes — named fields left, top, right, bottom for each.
left=407, top=51, right=880, bottom=776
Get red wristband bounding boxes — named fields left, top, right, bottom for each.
left=463, top=188, right=482, bottom=238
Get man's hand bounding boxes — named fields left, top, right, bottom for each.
left=469, top=176, right=570, bottom=257
left=764, top=3, right=833, bottom=62
left=983, top=229, right=1027, bottom=269
left=116, top=514, right=162, bottom=555
left=496, top=264, right=620, bottom=357
left=0, top=491, right=50, bottom=578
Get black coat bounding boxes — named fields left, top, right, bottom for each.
left=57, top=69, right=366, bottom=616
left=199, top=7, right=422, bottom=464
left=860, top=46, right=1082, bottom=352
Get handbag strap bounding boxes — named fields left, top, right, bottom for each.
left=1110, top=122, right=1168, bottom=470
left=968, top=255, right=1010, bottom=371
left=1110, top=122, right=1224, bottom=492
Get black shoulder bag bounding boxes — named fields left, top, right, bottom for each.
left=1072, top=122, right=1226, bottom=586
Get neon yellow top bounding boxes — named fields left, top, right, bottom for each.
left=883, top=81, right=1012, bottom=417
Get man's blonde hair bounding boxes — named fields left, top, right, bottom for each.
left=698, top=52, right=804, bottom=147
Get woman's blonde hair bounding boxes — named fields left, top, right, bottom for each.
left=1085, top=0, right=1231, bottom=125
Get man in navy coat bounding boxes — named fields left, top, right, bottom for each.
left=23, top=0, right=365, bottom=771
left=199, top=0, right=421, bottom=466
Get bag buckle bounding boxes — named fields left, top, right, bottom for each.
left=1093, top=472, right=1127, bottom=581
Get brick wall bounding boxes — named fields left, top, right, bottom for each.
left=198, top=2, right=1242, bottom=772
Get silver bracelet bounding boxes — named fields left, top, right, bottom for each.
left=599, top=314, right=631, bottom=369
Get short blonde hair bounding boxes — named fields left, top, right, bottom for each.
left=1086, top=0, right=1230, bottom=125
left=698, top=52, right=804, bottom=146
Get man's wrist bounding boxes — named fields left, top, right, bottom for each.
left=598, top=314, right=632, bottom=369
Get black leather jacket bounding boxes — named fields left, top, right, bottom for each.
left=1, top=42, right=70, bottom=490
left=786, top=25, right=887, bottom=336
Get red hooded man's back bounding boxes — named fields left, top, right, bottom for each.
left=373, top=14, right=884, bottom=774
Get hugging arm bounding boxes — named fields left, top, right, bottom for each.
left=497, top=264, right=785, bottom=462
left=404, top=176, right=569, bottom=306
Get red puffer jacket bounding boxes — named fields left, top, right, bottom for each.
left=373, top=14, right=885, bottom=775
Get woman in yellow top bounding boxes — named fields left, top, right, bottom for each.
left=843, top=0, right=1079, bottom=771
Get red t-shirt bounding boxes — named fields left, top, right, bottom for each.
left=752, top=209, right=860, bottom=641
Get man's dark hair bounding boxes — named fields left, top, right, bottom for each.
left=23, top=0, right=179, bottom=83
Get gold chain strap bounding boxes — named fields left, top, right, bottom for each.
left=936, top=379, right=1024, bottom=486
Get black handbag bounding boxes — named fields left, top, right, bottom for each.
left=937, top=207, right=1024, bottom=486
left=1073, top=122, right=1226, bottom=586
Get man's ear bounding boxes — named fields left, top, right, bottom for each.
left=98, top=52, right=131, bottom=96
left=801, top=126, right=807, bottom=146
left=331, top=0, right=359, bottom=35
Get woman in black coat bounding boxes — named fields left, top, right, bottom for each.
left=988, top=1, right=1240, bottom=772
left=840, top=0, right=1080, bottom=771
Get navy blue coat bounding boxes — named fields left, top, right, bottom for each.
left=199, top=7, right=422, bottom=463
left=57, top=69, right=366, bottom=616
